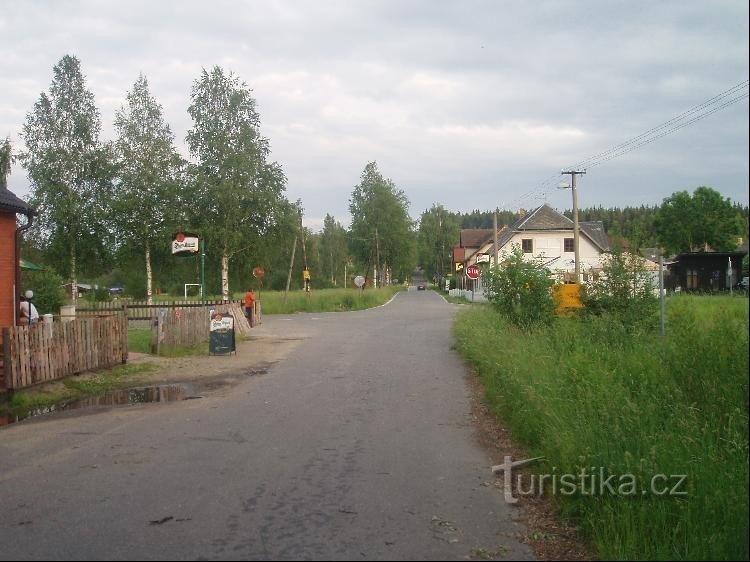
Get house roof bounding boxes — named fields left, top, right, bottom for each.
left=460, top=229, right=494, bottom=248
left=494, top=204, right=609, bottom=252
left=0, top=185, right=36, bottom=216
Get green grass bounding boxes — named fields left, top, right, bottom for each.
left=251, top=286, right=404, bottom=314
left=454, top=295, right=749, bottom=560
left=128, top=327, right=212, bottom=357
left=1, top=363, right=159, bottom=420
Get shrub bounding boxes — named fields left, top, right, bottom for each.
left=582, top=250, right=658, bottom=330
left=483, top=245, right=554, bottom=331
left=20, top=267, right=66, bottom=315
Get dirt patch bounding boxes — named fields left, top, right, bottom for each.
left=126, top=326, right=308, bottom=392
left=464, top=368, right=593, bottom=561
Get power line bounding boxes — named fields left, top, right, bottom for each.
left=498, top=79, right=749, bottom=211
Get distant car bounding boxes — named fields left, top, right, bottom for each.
left=417, top=284, right=426, bottom=291
left=109, top=286, right=125, bottom=295
left=734, top=277, right=749, bottom=294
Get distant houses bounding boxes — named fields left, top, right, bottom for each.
left=454, top=204, right=610, bottom=288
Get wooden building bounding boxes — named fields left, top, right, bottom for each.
left=0, top=181, right=36, bottom=329
left=666, top=251, right=747, bottom=292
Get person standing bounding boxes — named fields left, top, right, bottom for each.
left=244, top=288, right=256, bottom=327
left=19, top=296, right=39, bottom=325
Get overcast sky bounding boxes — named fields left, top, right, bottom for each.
left=2, top=1, right=748, bottom=230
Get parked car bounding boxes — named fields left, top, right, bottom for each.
left=733, top=276, right=749, bottom=294
left=108, top=286, right=125, bottom=295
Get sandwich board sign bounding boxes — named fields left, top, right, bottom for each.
left=209, top=312, right=236, bottom=355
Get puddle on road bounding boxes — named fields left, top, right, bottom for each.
left=0, top=384, right=195, bottom=427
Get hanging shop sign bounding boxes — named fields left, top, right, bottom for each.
left=172, top=232, right=200, bottom=256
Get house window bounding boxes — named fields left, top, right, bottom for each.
left=564, top=238, right=574, bottom=252
left=522, top=239, right=533, bottom=253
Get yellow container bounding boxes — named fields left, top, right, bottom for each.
left=553, top=283, right=584, bottom=316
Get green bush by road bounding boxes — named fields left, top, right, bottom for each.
left=454, top=295, right=748, bottom=560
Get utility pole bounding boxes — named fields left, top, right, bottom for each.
left=561, top=170, right=586, bottom=283
left=284, top=235, right=297, bottom=303
left=493, top=210, right=499, bottom=268
left=299, top=209, right=310, bottom=293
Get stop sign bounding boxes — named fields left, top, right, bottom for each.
left=466, top=264, right=480, bottom=280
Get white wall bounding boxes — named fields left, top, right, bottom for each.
left=496, top=231, right=605, bottom=272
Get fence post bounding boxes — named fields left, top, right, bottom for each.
left=2, top=327, right=10, bottom=390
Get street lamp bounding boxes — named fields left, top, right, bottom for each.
left=559, top=169, right=586, bottom=283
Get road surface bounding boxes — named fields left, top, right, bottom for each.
left=0, top=289, right=533, bottom=560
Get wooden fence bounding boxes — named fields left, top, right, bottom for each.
left=77, top=299, right=245, bottom=320
left=152, top=301, right=256, bottom=352
left=2, top=314, right=128, bottom=390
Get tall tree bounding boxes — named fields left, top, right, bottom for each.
left=113, top=74, right=185, bottom=304
left=417, top=204, right=460, bottom=283
left=0, top=138, right=11, bottom=188
left=20, top=55, right=110, bottom=303
left=187, top=66, right=289, bottom=300
left=349, top=162, right=414, bottom=284
left=319, top=214, right=348, bottom=286
left=654, top=186, right=743, bottom=254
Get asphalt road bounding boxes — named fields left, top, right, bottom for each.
left=0, top=289, right=533, bottom=561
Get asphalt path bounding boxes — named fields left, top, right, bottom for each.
left=0, top=289, right=533, bottom=561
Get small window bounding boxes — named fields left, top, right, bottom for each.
left=522, top=239, right=533, bottom=253
left=564, top=238, right=574, bottom=252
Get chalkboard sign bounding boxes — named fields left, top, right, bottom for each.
left=209, top=312, right=236, bottom=355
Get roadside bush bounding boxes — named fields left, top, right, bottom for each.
left=482, top=245, right=554, bottom=331
left=20, top=267, right=66, bottom=314
left=582, top=250, right=658, bottom=330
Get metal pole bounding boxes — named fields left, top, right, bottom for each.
left=200, top=239, right=205, bottom=302
left=659, top=254, right=665, bottom=336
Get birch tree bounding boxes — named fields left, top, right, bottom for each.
left=187, top=66, right=288, bottom=300
left=20, top=55, right=107, bottom=304
left=113, top=74, right=184, bottom=304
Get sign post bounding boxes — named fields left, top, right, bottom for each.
left=466, top=264, right=480, bottom=303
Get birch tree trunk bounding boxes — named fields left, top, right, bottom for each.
left=71, top=243, right=77, bottom=306
left=145, top=240, right=153, bottom=306
left=221, top=253, right=230, bottom=302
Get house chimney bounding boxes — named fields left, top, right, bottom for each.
left=519, top=208, right=527, bottom=217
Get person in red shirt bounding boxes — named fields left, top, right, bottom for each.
left=244, top=288, right=256, bottom=327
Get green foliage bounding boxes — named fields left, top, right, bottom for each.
left=655, top=186, right=743, bottom=253
left=582, top=250, right=658, bottom=330
left=417, top=204, right=460, bottom=282
left=113, top=74, right=185, bottom=301
left=318, top=213, right=349, bottom=286
left=454, top=296, right=748, bottom=560
left=482, top=245, right=554, bottom=330
left=20, top=54, right=114, bottom=285
left=186, top=65, right=293, bottom=299
left=20, top=267, right=66, bottom=315
left=349, top=162, right=415, bottom=283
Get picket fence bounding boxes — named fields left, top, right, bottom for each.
left=2, top=314, right=128, bottom=390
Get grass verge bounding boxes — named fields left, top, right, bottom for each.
left=454, top=295, right=749, bottom=560
left=253, top=286, right=404, bottom=314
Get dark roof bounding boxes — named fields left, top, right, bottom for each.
left=460, top=229, right=494, bottom=248
left=0, top=185, right=36, bottom=215
left=580, top=221, right=609, bottom=251
left=496, top=203, right=609, bottom=251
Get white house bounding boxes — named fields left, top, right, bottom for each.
left=470, top=204, right=610, bottom=283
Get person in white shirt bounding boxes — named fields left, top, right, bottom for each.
left=19, top=296, right=39, bottom=325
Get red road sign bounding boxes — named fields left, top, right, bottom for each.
left=466, top=264, right=480, bottom=280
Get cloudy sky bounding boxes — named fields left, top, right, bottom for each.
left=2, top=1, right=748, bottom=230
